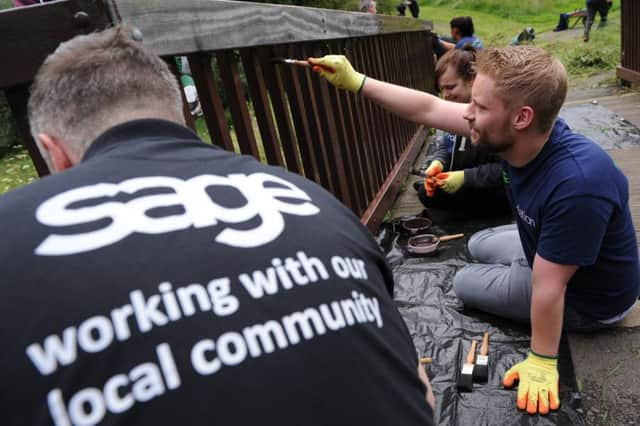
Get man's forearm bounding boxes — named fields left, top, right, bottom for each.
left=530, top=280, right=566, bottom=357
left=360, top=77, right=470, bottom=137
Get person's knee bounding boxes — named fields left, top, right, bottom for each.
left=453, top=267, right=475, bottom=303
left=467, top=229, right=492, bottom=259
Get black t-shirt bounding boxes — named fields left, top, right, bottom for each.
left=0, top=120, right=434, bottom=426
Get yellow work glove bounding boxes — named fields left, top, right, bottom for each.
left=423, top=160, right=443, bottom=197
left=307, top=55, right=367, bottom=93
left=503, top=350, right=560, bottom=415
left=425, top=160, right=443, bottom=178
left=436, top=170, right=464, bottom=194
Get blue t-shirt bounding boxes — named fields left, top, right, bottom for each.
left=504, top=119, right=640, bottom=320
left=455, top=35, right=483, bottom=50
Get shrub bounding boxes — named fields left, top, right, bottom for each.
left=0, top=93, right=20, bottom=155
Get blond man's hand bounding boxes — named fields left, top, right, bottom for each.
left=308, top=55, right=367, bottom=93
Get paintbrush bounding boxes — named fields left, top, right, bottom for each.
left=457, top=340, right=477, bottom=392
left=473, top=332, right=489, bottom=382
left=273, top=58, right=312, bottom=68
left=419, top=357, right=433, bottom=365
left=271, top=58, right=335, bottom=73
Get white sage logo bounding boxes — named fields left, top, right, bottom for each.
left=35, top=173, right=320, bottom=256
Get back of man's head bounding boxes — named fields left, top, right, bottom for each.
left=449, top=16, right=475, bottom=38
left=475, top=46, right=567, bottom=133
left=28, top=25, right=184, bottom=167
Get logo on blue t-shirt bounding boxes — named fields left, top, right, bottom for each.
left=516, top=204, right=536, bottom=228
left=502, top=171, right=510, bottom=185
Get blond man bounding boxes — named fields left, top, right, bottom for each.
left=310, top=48, right=640, bottom=415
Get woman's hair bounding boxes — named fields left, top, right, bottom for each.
left=435, top=45, right=477, bottom=83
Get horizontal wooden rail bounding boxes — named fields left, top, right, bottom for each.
left=105, top=0, right=432, bottom=56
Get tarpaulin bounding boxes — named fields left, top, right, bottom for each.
left=378, top=213, right=585, bottom=426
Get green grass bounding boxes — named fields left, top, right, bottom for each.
left=0, top=145, right=38, bottom=193
left=419, top=0, right=622, bottom=81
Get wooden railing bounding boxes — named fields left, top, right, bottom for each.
left=618, top=0, right=640, bottom=84
left=0, top=0, right=436, bottom=232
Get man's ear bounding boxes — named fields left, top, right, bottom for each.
left=38, top=133, right=75, bottom=173
left=513, top=106, right=535, bottom=131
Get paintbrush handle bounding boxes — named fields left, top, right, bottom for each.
left=419, top=357, right=432, bottom=364
left=291, top=59, right=311, bottom=68
left=466, top=340, right=477, bottom=364
left=439, top=233, right=464, bottom=242
left=480, top=332, right=489, bottom=356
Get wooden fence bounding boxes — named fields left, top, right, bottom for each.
left=618, top=0, right=640, bottom=85
left=0, top=0, right=436, bottom=232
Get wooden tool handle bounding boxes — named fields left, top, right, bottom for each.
left=292, top=59, right=311, bottom=68
left=480, top=332, right=489, bottom=356
left=419, top=357, right=433, bottom=365
left=466, top=340, right=477, bottom=364
left=439, top=233, right=464, bottom=242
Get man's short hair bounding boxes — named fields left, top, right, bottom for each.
left=449, top=16, right=475, bottom=37
left=28, top=25, right=184, bottom=165
left=475, top=46, right=567, bottom=133
left=436, top=45, right=477, bottom=83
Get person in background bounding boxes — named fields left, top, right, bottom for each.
left=583, top=0, right=613, bottom=42
left=0, top=25, right=436, bottom=426
left=309, top=46, right=639, bottom=416
left=175, top=56, right=203, bottom=117
left=434, top=16, right=483, bottom=59
left=397, top=0, right=420, bottom=18
left=359, top=0, right=377, bottom=14
left=443, top=16, right=483, bottom=51
left=416, top=46, right=509, bottom=217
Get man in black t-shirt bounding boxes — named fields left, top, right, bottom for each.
left=0, top=26, right=434, bottom=426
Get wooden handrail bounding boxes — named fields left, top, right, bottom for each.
left=617, top=0, right=640, bottom=85
left=105, top=0, right=432, bottom=56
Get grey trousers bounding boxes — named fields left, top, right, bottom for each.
left=453, top=224, right=609, bottom=331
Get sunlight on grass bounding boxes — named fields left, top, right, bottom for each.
left=0, top=146, right=38, bottom=194
left=421, top=0, right=621, bottom=82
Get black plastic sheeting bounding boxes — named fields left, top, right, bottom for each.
left=560, top=103, right=640, bottom=150
left=377, top=213, right=586, bottom=426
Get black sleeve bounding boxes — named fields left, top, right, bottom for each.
left=463, top=161, right=504, bottom=189
left=424, top=130, right=452, bottom=170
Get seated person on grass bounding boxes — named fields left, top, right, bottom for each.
left=0, top=25, right=436, bottom=426
left=416, top=46, right=510, bottom=217
left=435, top=16, right=484, bottom=58
left=309, top=46, right=640, bottom=416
